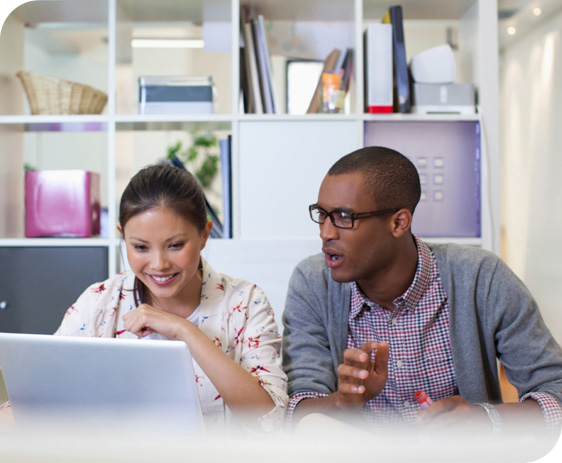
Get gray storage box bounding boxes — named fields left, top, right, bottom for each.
left=412, top=83, right=475, bottom=115
left=139, top=76, right=216, bottom=115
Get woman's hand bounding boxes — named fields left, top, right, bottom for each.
left=122, top=303, right=187, bottom=339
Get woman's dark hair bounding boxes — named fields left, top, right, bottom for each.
left=328, top=146, right=421, bottom=214
left=119, top=163, right=208, bottom=305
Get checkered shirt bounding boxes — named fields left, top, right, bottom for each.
left=287, top=237, right=562, bottom=429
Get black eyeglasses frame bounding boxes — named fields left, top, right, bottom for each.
left=308, top=204, right=401, bottom=229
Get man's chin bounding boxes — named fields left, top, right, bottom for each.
left=329, top=268, right=354, bottom=284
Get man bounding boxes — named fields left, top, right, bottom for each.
left=282, top=146, right=562, bottom=434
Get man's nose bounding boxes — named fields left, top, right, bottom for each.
left=319, top=218, right=340, bottom=241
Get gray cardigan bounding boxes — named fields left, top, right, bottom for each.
left=282, top=243, right=562, bottom=406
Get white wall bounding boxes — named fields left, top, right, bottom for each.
left=500, top=10, right=562, bottom=344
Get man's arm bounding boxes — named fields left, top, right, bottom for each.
left=437, top=245, right=562, bottom=428
left=282, top=257, right=342, bottom=399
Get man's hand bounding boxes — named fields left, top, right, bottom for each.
left=334, top=341, right=389, bottom=411
left=418, top=396, right=547, bottom=434
left=417, top=395, right=491, bottom=431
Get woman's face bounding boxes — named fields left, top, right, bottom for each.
left=122, top=207, right=212, bottom=309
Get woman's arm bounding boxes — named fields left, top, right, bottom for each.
left=122, top=305, right=276, bottom=422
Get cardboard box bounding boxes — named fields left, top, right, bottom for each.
left=25, top=170, right=101, bottom=238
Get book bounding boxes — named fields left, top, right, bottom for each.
left=253, top=15, right=276, bottom=114
left=339, top=48, right=354, bottom=94
left=364, top=24, right=393, bottom=113
left=219, top=135, right=232, bottom=238
left=306, top=48, right=341, bottom=114
left=383, top=5, right=411, bottom=113
left=240, top=8, right=263, bottom=114
left=239, top=33, right=252, bottom=113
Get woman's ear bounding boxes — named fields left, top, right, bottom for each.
left=117, top=224, right=123, bottom=236
left=200, top=219, right=213, bottom=250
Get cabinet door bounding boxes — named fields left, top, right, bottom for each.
left=365, top=121, right=481, bottom=238
left=0, top=247, right=108, bottom=334
left=238, top=121, right=360, bottom=239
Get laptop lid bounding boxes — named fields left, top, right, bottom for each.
left=0, top=332, right=204, bottom=434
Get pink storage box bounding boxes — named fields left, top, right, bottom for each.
left=25, top=170, right=101, bottom=238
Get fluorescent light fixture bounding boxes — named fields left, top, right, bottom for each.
left=507, top=26, right=517, bottom=35
left=533, top=7, right=542, bottom=16
left=131, top=38, right=204, bottom=49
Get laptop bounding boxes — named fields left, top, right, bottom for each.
left=0, top=332, right=204, bottom=434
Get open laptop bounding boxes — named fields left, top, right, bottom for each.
left=0, top=332, right=204, bottom=434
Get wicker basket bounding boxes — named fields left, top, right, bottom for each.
left=16, top=71, right=108, bottom=115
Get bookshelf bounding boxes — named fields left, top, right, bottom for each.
left=0, top=0, right=499, bottom=332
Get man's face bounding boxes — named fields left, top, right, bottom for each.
left=316, top=172, right=397, bottom=287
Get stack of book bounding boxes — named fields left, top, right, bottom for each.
left=240, top=9, right=276, bottom=114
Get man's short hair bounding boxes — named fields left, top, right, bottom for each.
left=328, top=146, right=421, bottom=213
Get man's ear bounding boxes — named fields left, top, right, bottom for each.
left=390, top=209, right=413, bottom=238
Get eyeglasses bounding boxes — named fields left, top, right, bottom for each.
left=309, top=204, right=400, bottom=229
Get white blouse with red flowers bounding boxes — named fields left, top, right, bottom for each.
left=54, top=258, right=288, bottom=432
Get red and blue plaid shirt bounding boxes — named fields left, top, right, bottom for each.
left=287, top=238, right=561, bottom=428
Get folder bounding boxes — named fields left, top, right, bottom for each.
left=384, top=5, right=411, bottom=113
left=219, top=135, right=232, bottom=238
left=364, top=24, right=393, bottom=113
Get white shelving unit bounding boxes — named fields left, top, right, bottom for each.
left=0, top=0, right=499, bottom=320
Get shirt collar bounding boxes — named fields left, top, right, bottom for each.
left=350, top=235, right=434, bottom=317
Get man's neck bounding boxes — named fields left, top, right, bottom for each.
left=357, top=236, right=419, bottom=311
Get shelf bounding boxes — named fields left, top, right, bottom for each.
left=117, top=0, right=231, bottom=23
left=363, top=0, right=476, bottom=21
left=11, top=0, right=109, bottom=25
left=0, top=238, right=114, bottom=247
left=362, top=113, right=481, bottom=122
left=421, top=237, right=482, bottom=247
left=241, top=0, right=355, bottom=22
left=0, top=113, right=481, bottom=127
left=114, top=115, right=232, bottom=131
left=0, top=117, right=108, bottom=133
left=237, top=113, right=359, bottom=122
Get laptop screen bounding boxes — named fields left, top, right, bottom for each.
left=0, top=332, right=204, bottom=434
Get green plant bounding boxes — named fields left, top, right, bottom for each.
left=167, top=132, right=219, bottom=189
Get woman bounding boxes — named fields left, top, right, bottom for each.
left=55, top=164, right=287, bottom=431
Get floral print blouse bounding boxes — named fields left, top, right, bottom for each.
left=54, top=258, right=288, bottom=432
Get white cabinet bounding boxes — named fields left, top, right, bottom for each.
left=0, top=0, right=499, bottom=315
left=238, top=119, right=360, bottom=239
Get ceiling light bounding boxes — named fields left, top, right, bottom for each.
left=131, top=38, right=204, bottom=49
left=533, top=7, right=542, bottom=16
left=507, top=26, right=517, bottom=35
